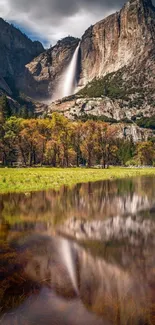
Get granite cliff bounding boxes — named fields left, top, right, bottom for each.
left=24, top=0, right=155, bottom=101
left=44, top=0, right=155, bottom=127
left=1, top=0, right=155, bottom=125
left=19, top=0, right=155, bottom=127
left=0, top=18, right=44, bottom=96
left=79, top=0, right=155, bottom=85
left=20, top=37, right=80, bottom=100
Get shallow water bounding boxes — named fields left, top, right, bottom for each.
left=0, top=176, right=155, bottom=325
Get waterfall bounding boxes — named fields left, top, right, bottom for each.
left=62, top=42, right=80, bottom=98
left=52, top=43, right=80, bottom=101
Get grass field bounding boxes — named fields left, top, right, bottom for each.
left=0, top=167, right=155, bottom=194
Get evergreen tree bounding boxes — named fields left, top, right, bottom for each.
left=20, top=106, right=28, bottom=119
left=0, top=95, right=12, bottom=120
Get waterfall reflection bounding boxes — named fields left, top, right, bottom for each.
left=0, top=177, right=155, bottom=324
left=0, top=177, right=155, bottom=231
left=0, top=234, right=155, bottom=325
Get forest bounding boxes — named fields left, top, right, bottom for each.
left=0, top=95, right=155, bottom=168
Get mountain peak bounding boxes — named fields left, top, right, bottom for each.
left=0, top=16, right=44, bottom=95
left=129, top=0, right=152, bottom=4
left=127, top=0, right=155, bottom=9
left=0, top=17, right=44, bottom=52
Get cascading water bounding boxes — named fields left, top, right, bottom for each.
left=52, top=42, right=80, bottom=101
left=62, top=42, right=80, bottom=98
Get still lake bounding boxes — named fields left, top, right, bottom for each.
left=0, top=176, right=155, bottom=325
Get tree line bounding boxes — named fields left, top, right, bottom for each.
left=0, top=96, right=155, bottom=167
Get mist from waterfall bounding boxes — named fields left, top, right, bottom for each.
left=52, top=42, right=80, bottom=101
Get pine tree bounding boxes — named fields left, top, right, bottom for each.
left=0, top=95, right=12, bottom=120
left=20, top=106, right=28, bottom=119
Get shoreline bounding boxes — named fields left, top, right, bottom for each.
left=0, top=167, right=155, bottom=195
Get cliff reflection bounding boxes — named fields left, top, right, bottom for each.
left=0, top=177, right=155, bottom=228
left=0, top=234, right=155, bottom=325
left=0, top=176, right=155, bottom=325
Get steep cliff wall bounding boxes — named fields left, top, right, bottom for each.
left=44, top=0, right=155, bottom=122
left=0, top=18, right=44, bottom=94
left=23, top=0, right=155, bottom=102
left=1, top=0, right=155, bottom=120
left=21, top=37, right=80, bottom=99
left=80, top=0, right=155, bottom=85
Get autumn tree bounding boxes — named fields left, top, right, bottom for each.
left=136, top=141, right=155, bottom=166
left=72, top=121, right=83, bottom=167
left=93, top=121, right=108, bottom=168
left=45, top=139, right=62, bottom=166
left=50, top=113, right=75, bottom=167
left=104, top=125, right=119, bottom=167
left=94, top=122, right=118, bottom=168
left=0, top=111, right=150, bottom=168
left=80, top=121, right=97, bottom=167
left=36, top=119, right=52, bottom=165
left=19, top=120, right=45, bottom=166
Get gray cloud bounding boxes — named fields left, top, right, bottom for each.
left=1, top=0, right=155, bottom=46
left=7, top=0, right=124, bottom=19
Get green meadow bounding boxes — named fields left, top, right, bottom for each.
left=0, top=167, right=155, bottom=194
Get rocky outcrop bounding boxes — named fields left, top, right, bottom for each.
left=0, top=77, right=12, bottom=95
left=1, top=0, right=155, bottom=120
left=0, top=18, right=46, bottom=115
left=22, top=37, right=80, bottom=99
left=0, top=18, right=44, bottom=83
left=79, top=0, right=155, bottom=85
left=47, top=97, right=153, bottom=142
left=48, top=96, right=155, bottom=120
left=21, top=0, right=155, bottom=105
left=0, top=17, right=44, bottom=110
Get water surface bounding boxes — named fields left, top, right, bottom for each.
left=0, top=176, right=155, bottom=325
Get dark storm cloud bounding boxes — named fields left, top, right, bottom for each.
left=3, top=0, right=155, bottom=45
left=7, top=0, right=125, bottom=21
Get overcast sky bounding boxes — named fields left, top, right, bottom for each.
left=0, top=0, right=154, bottom=47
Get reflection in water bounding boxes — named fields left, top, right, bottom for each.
left=0, top=176, right=155, bottom=325
left=0, top=234, right=155, bottom=325
left=59, top=237, right=79, bottom=294
left=0, top=177, right=155, bottom=229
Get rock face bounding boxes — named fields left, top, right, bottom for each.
left=0, top=18, right=44, bottom=93
left=47, top=97, right=153, bottom=142
left=0, top=77, right=12, bottom=96
left=48, top=96, right=155, bottom=120
left=1, top=0, right=155, bottom=121
left=22, top=0, right=155, bottom=103
left=22, top=37, right=80, bottom=99
left=79, top=0, right=155, bottom=85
